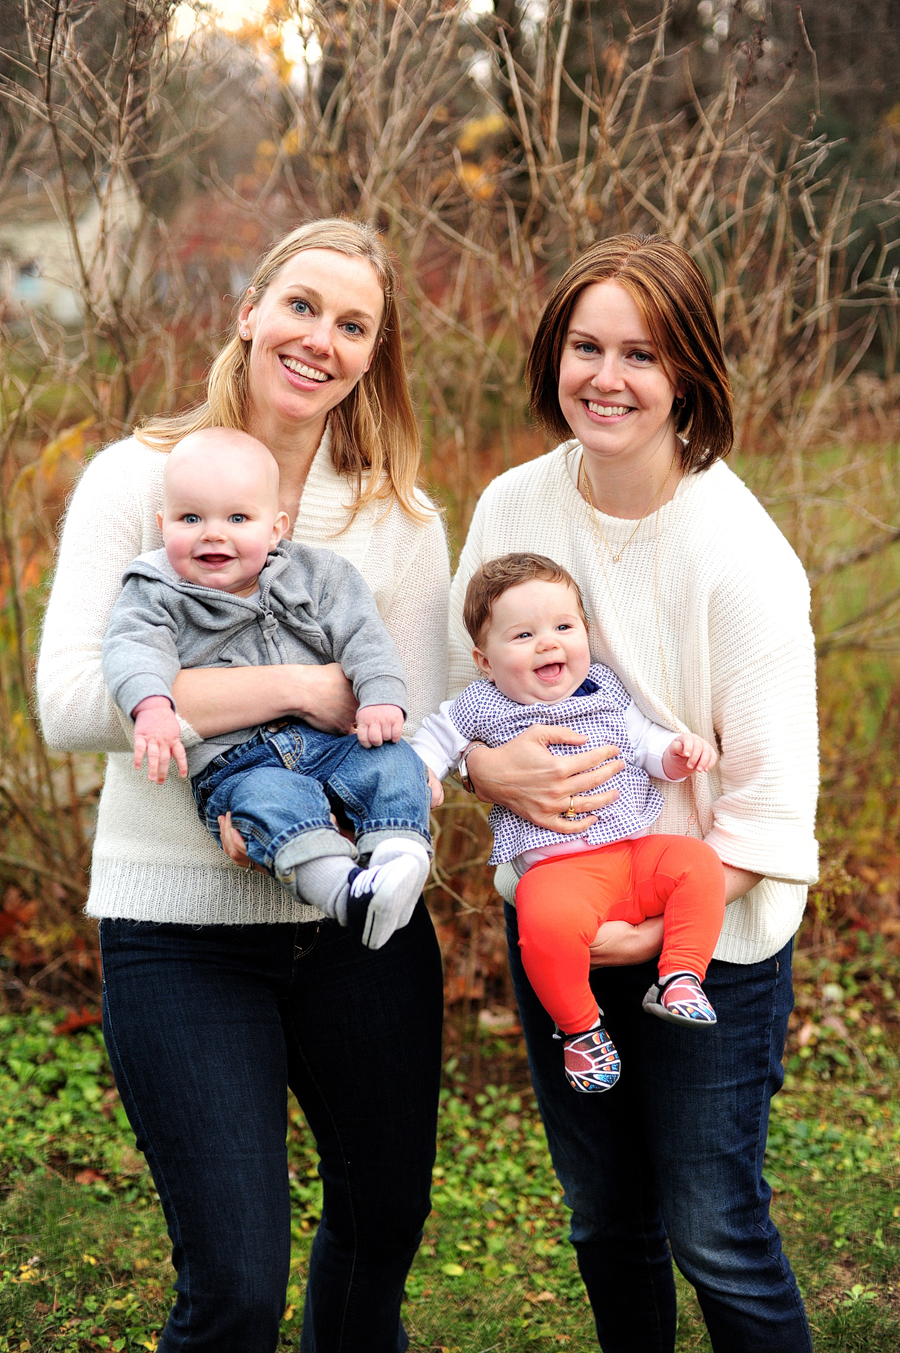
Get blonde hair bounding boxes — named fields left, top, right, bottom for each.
left=527, top=234, right=733, bottom=473
left=137, top=219, right=426, bottom=520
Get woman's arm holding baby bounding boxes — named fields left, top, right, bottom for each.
left=38, top=446, right=155, bottom=753
left=586, top=864, right=761, bottom=968
left=173, top=662, right=358, bottom=737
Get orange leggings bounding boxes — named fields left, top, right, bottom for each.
left=514, top=836, right=726, bottom=1034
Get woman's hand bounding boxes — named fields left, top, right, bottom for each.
left=588, top=917, right=664, bottom=968
left=217, top=812, right=264, bottom=871
left=465, top=725, right=623, bottom=831
left=298, top=664, right=358, bottom=735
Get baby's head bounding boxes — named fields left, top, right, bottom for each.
left=158, top=428, right=289, bottom=596
left=463, top=553, right=591, bottom=704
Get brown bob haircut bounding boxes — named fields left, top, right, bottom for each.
left=526, top=234, right=734, bottom=473
left=463, top=553, right=587, bottom=651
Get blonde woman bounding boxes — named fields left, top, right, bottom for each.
left=38, top=220, right=449, bottom=1353
left=449, top=235, right=817, bottom=1353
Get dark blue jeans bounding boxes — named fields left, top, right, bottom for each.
left=100, top=905, right=443, bottom=1352
left=191, top=723, right=431, bottom=879
left=506, top=905, right=812, bottom=1353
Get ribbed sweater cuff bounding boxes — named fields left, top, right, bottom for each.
left=704, top=824, right=818, bottom=885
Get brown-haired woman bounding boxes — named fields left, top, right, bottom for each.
left=448, top=234, right=817, bottom=1352
left=38, top=219, right=449, bottom=1352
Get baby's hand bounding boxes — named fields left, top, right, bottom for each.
left=662, top=732, right=718, bottom=780
left=132, top=696, right=188, bottom=784
left=426, top=767, right=444, bottom=808
left=355, top=703, right=405, bottom=748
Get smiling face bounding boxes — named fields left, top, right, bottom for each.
left=158, top=429, right=289, bottom=596
left=557, top=280, right=681, bottom=476
left=473, top=578, right=591, bottom=705
left=238, top=248, right=385, bottom=446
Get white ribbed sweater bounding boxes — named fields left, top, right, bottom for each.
left=37, top=432, right=450, bottom=925
left=448, top=443, right=819, bottom=965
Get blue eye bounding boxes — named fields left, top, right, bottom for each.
left=631, top=350, right=654, bottom=362
left=291, top=298, right=312, bottom=316
left=182, top=514, right=200, bottom=525
left=343, top=321, right=364, bottom=337
left=229, top=513, right=247, bottom=524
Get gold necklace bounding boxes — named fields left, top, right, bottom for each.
left=579, top=456, right=700, bottom=836
left=580, top=455, right=676, bottom=563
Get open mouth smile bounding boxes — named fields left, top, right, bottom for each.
left=535, top=662, right=564, bottom=681
left=195, top=553, right=234, bottom=567
left=585, top=401, right=634, bottom=418
left=281, top=355, right=330, bottom=382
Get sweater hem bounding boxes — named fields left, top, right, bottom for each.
left=87, top=859, right=323, bottom=925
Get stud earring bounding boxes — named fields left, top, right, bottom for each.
left=240, top=328, right=250, bottom=340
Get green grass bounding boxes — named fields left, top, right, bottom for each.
left=0, top=1006, right=897, bottom=1352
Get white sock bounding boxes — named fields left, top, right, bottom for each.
left=290, top=855, right=355, bottom=919
left=367, top=837, right=431, bottom=871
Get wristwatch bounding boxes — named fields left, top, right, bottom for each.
left=457, top=741, right=485, bottom=795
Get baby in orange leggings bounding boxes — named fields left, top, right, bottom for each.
left=413, top=553, right=726, bottom=1094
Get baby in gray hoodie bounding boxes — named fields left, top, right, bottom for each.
left=102, top=428, right=432, bottom=949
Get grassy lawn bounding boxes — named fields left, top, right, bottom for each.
left=0, top=956, right=897, bottom=1353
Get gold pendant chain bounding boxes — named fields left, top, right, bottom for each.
left=578, top=452, right=700, bottom=836
left=580, top=456, right=676, bottom=564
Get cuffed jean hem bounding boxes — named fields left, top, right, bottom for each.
left=357, top=827, right=433, bottom=859
left=273, top=827, right=357, bottom=879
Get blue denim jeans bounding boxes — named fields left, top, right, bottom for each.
left=505, top=904, right=812, bottom=1353
left=191, top=723, right=431, bottom=879
left=100, top=906, right=443, bottom=1352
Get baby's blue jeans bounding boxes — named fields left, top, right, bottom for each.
left=191, top=720, right=431, bottom=880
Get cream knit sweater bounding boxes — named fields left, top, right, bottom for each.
left=37, top=431, right=450, bottom=925
left=448, top=443, right=819, bottom=965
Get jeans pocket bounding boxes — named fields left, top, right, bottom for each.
left=270, top=724, right=306, bottom=769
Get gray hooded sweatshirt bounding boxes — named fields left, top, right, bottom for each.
left=102, top=541, right=409, bottom=777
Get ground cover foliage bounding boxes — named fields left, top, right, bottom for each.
left=0, top=976, right=897, bottom=1352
